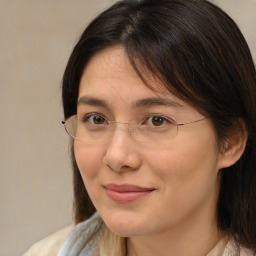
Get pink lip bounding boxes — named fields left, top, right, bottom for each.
left=104, top=184, right=155, bottom=203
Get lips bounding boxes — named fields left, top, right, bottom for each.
left=104, top=184, right=155, bottom=203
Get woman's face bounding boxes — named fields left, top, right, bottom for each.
left=74, top=46, right=226, bottom=238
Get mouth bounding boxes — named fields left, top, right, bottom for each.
left=104, top=184, right=155, bottom=203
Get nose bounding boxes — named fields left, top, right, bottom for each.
left=103, top=124, right=142, bottom=172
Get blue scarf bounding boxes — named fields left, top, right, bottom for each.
left=58, top=212, right=102, bottom=256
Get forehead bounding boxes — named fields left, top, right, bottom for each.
left=79, top=46, right=183, bottom=104
left=80, top=46, right=150, bottom=96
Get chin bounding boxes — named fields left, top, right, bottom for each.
left=102, top=212, right=147, bottom=237
left=107, top=223, right=143, bottom=237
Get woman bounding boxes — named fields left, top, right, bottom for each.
left=24, top=0, right=256, bottom=255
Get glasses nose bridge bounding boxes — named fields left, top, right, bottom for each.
left=108, top=120, right=135, bottom=133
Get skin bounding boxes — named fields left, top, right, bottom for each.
left=74, top=46, right=235, bottom=256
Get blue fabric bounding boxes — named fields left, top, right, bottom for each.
left=58, top=212, right=102, bottom=256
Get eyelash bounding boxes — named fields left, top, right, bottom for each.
left=81, top=113, right=107, bottom=123
left=142, top=115, right=174, bottom=126
left=79, top=113, right=176, bottom=126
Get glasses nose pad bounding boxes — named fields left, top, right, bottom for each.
left=110, top=122, right=134, bottom=134
left=128, top=127, right=135, bottom=133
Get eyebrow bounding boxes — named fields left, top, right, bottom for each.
left=132, top=97, right=184, bottom=109
left=77, top=96, right=184, bottom=109
left=77, top=96, right=108, bottom=108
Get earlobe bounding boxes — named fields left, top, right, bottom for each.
left=218, top=119, right=248, bottom=169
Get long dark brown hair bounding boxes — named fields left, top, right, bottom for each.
left=62, top=0, right=256, bottom=251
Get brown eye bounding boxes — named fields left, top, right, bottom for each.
left=84, top=114, right=107, bottom=125
left=151, top=116, right=165, bottom=126
left=142, top=115, right=169, bottom=127
left=92, top=115, right=106, bottom=124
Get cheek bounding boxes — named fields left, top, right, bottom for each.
left=145, top=130, right=220, bottom=196
left=74, top=141, right=104, bottom=180
left=143, top=137, right=220, bottom=226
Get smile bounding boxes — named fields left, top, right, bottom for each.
left=104, top=184, right=155, bottom=203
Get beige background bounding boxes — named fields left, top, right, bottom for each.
left=0, top=1, right=255, bottom=256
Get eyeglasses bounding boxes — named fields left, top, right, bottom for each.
left=62, top=114, right=208, bottom=142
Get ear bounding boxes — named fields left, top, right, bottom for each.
left=218, top=118, right=248, bottom=169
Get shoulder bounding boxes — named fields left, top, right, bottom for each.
left=222, top=239, right=255, bottom=256
left=23, top=225, right=74, bottom=256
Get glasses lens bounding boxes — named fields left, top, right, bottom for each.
left=64, top=115, right=111, bottom=141
left=63, top=115, right=179, bottom=142
left=64, top=115, right=78, bottom=139
left=131, top=117, right=178, bottom=142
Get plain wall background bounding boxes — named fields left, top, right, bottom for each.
left=0, top=1, right=255, bottom=256
left=0, top=1, right=113, bottom=256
